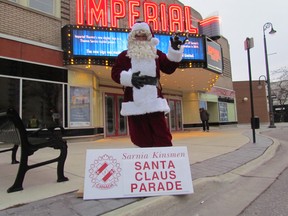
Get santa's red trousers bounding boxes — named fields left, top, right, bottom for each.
left=128, top=112, right=172, bottom=147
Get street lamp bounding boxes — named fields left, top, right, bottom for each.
left=263, top=22, right=276, bottom=128
left=258, top=75, right=267, bottom=89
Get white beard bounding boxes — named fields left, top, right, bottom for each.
left=127, top=41, right=158, bottom=59
left=120, top=40, right=170, bottom=116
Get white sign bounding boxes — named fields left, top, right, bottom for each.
left=84, top=147, right=193, bottom=200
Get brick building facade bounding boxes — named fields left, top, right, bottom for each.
left=1, top=0, right=237, bottom=137
left=233, top=81, right=269, bottom=124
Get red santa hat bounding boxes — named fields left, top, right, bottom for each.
left=129, top=21, right=159, bottom=46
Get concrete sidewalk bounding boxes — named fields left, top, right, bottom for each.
left=0, top=124, right=281, bottom=215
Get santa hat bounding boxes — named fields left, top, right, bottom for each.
left=129, top=22, right=159, bottom=46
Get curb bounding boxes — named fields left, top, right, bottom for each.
left=102, top=135, right=280, bottom=216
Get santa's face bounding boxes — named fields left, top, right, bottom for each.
left=127, top=29, right=158, bottom=59
left=135, top=33, right=148, bottom=41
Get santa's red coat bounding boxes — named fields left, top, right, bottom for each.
left=111, top=48, right=182, bottom=147
left=111, top=49, right=180, bottom=104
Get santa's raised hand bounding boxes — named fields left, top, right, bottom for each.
left=170, top=32, right=189, bottom=50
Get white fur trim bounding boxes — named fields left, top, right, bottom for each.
left=120, top=56, right=171, bottom=116
left=121, top=98, right=170, bottom=116
left=120, top=69, right=133, bottom=87
left=131, top=22, right=151, bottom=33
left=133, top=85, right=157, bottom=105
left=131, top=58, right=156, bottom=76
left=167, top=42, right=184, bottom=62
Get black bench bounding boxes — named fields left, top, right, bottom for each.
left=0, top=108, right=69, bottom=193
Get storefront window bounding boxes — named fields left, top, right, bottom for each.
left=8, top=0, right=59, bottom=17
left=219, top=102, right=228, bottom=122
left=1, top=58, right=67, bottom=129
left=0, top=77, right=20, bottom=112
left=199, top=101, right=207, bottom=109
left=22, top=80, right=63, bottom=128
left=29, top=0, right=54, bottom=15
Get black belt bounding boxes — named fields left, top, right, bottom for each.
left=141, top=76, right=158, bottom=86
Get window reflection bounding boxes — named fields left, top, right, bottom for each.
left=105, top=94, right=127, bottom=136
left=0, top=77, right=20, bottom=112
left=118, top=96, right=127, bottom=135
left=29, top=0, right=54, bottom=15
left=105, top=96, right=115, bottom=135
left=22, top=80, right=63, bottom=128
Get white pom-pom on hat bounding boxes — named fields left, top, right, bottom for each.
left=151, top=37, right=159, bottom=46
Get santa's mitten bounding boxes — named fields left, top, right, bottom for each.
left=131, top=71, right=145, bottom=89
left=170, top=34, right=188, bottom=50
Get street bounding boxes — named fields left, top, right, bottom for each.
left=239, top=166, right=288, bottom=215
left=161, top=125, right=288, bottom=216
left=238, top=128, right=288, bottom=216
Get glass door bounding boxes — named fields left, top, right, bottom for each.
left=168, top=99, right=183, bottom=131
left=105, top=93, right=127, bottom=137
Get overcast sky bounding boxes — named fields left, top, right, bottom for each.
left=180, top=0, right=288, bottom=81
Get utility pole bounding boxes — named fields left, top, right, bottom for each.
left=244, top=37, right=256, bottom=143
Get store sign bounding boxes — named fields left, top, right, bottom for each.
left=84, top=147, right=193, bottom=199
left=206, top=38, right=223, bottom=73
left=76, top=0, right=198, bottom=33
left=72, top=29, right=205, bottom=60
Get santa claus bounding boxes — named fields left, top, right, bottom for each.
left=111, top=21, right=186, bottom=147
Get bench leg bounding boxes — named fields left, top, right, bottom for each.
left=7, top=142, right=69, bottom=193
left=57, top=142, right=69, bottom=182
left=11, top=145, right=19, bottom=164
left=7, top=153, right=29, bottom=193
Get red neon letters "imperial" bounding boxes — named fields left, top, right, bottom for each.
left=76, top=0, right=198, bottom=33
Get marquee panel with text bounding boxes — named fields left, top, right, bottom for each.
left=61, top=25, right=206, bottom=68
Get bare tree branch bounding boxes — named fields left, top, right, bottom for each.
left=271, top=67, right=288, bottom=122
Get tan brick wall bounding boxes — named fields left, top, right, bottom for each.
left=0, top=1, right=66, bottom=47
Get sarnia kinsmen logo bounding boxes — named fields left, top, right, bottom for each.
left=89, top=154, right=122, bottom=190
